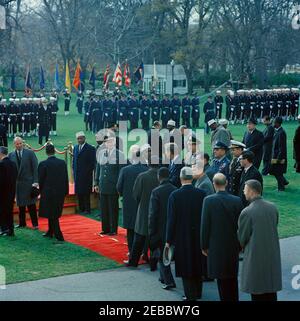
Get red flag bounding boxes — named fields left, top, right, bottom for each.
left=73, top=61, right=82, bottom=90
left=103, top=65, right=110, bottom=89
left=124, top=62, right=131, bottom=87
left=113, top=62, right=122, bottom=87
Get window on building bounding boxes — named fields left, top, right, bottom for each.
left=173, top=80, right=186, bottom=87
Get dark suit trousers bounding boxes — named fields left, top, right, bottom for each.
left=100, top=193, right=119, bottom=234
left=273, top=173, right=286, bottom=190
left=217, top=278, right=239, bottom=301
left=19, top=204, right=38, bottom=227
left=158, top=258, right=175, bottom=286
left=129, top=233, right=149, bottom=267
left=182, top=277, right=203, bottom=301
left=78, top=194, right=91, bottom=213
left=251, top=293, right=277, bottom=301
left=48, top=217, right=64, bottom=240
left=262, top=159, right=271, bottom=176
left=127, top=228, right=135, bottom=254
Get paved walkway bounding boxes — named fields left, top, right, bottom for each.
left=1, top=236, right=299, bottom=301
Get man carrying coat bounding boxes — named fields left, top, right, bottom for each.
left=73, top=132, right=96, bottom=215
left=9, top=137, right=39, bottom=229
left=38, top=144, right=69, bottom=241
left=166, top=167, right=207, bottom=301
left=116, top=145, right=147, bottom=257
left=149, top=167, right=177, bottom=290
left=269, top=117, right=288, bottom=192
left=238, top=179, right=282, bottom=301
left=201, top=173, right=243, bottom=301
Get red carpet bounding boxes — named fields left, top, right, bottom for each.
left=29, top=215, right=129, bottom=264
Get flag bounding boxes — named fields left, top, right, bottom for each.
left=152, top=59, right=158, bottom=88
left=39, top=66, right=45, bottom=90
left=124, top=62, right=131, bottom=87
left=103, top=65, right=110, bottom=90
left=89, top=66, right=96, bottom=90
left=79, top=68, right=85, bottom=92
left=65, top=60, right=71, bottom=92
left=112, top=62, right=122, bottom=87
left=54, top=63, right=61, bottom=90
left=134, top=62, right=144, bottom=83
left=73, top=61, right=82, bottom=90
left=10, top=64, right=16, bottom=91
left=25, top=66, right=33, bottom=94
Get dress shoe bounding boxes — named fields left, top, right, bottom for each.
left=202, top=276, right=214, bottom=282
left=123, top=259, right=129, bottom=264
left=1, top=231, right=14, bottom=237
left=182, top=295, right=201, bottom=301
left=15, top=225, right=26, bottom=229
left=124, top=262, right=137, bottom=268
left=278, top=188, right=285, bottom=192
left=42, top=232, right=53, bottom=238
left=283, top=180, right=289, bottom=186
left=158, top=278, right=165, bottom=284
left=162, top=284, right=176, bottom=290
left=98, top=231, right=108, bottom=235
left=56, top=238, right=65, bottom=242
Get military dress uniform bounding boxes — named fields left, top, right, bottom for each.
left=22, top=98, right=32, bottom=137
left=84, top=99, right=92, bottom=131
left=49, top=97, right=59, bottom=136
left=128, top=97, right=139, bottom=130
left=160, top=97, right=171, bottom=128
left=31, top=98, right=40, bottom=136
left=8, top=98, right=17, bottom=137
left=140, top=97, right=151, bottom=130
left=118, top=97, right=129, bottom=123
left=214, top=92, right=224, bottom=119
left=0, top=99, right=8, bottom=134
left=191, top=95, right=200, bottom=128
left=181, top=96, right=191, bottom=128
left=37, top=101, right=52, bottom=145
left=171, top=96, right=181, bottom=127
left=64, top=91, right=71, bottom=115
left=151, top=97, right=161, bottom=124
left=76, top=91, right=84, bottom=114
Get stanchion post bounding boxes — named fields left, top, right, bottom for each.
left=68, top=141, right=74, bottom=184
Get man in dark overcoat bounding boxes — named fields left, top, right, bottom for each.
left=116, top=145, right=147, bottom=255
left=0, top=146, right=17, bottom=236
left=269, top=117, right=288, bottom=191
left=166, top=167, right=206, bottom=301
left=149, top=167, right=177, bottom=290
left=37, top=99, right=52, bottom=145
left=38, top=144, right=69, bottom=241
left=261, top=116, right=275, bottom=176
left=201, top=173, right=243, bottom=301
left=73, top=131, right=96, bottom=214
left=293, top=115, right=300, bottom=173
left=242, top=118, right=264, bottom=170
left=239, top=151, right=263, bottom=207
left=9, top=137, right=39, bottom=228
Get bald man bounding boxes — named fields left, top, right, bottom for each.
left=9, top=137, right=39, bottom=228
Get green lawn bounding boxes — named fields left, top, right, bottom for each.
left=1, top=92, right=300, bottom=285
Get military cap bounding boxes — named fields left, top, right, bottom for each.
left=218, top=119, right=228, bottom=126
left=213, top=141, right=229, bottom=150
left=167, top=120, right=176, bottom=127
left=207, top=119, right=217, bottom=126
left=76, top=131, right=85, bottom=138
left=230, top=140, right=246, bottom=149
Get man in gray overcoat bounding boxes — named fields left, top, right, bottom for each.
left=238, top=179, right=282, bottom=301
left=116, top=145, right=147, bottom=257
left=9, top=137, right=39, bottom=228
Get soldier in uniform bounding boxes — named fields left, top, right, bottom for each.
left=128, top=94, right=139, bottom=130
left=8, top=98, right=17, bottom=138
left=228, top=140, right=245, bottom=196
left=91, top=96, right=102, bottom=132
left=76, top=90, right=84, bottom=114
left=118, top=94, right=129, bottom=124
left=276, top=89, right=283, bottom=117
left=31, top=98, right=40, bottom=137
left=203, top=96, right=215, bottom=134
left=214, top=90, right=224, bottom=120
left=211, top=142, right=230, bottom=180
left=0, top=98, right=8, bottom=135
left=171, top=94, right=181, bottom=127
left=161, top=94, right=171, bottom=129
left=140, top=94, right=151, bottom=130
left=269, top=89, right=277, bottom=118
left=181, top=93, right=191, bottom=128
left=84, top=96, right=92, bottom=132
left=151, top=94, right=160, bottom=124
left=291, top=88, right=300, bottom=120
left=49, top=97, right=59, bottom=136
left=225, top=90, right=235, bottom=122
left=63, top=89, right=71, bottom=116
left=15, top=98, right=24, bottom=136
left=191, top=93, right=200, bottom=128
left=37, top=98, right=52, bottom=145
left=22, top=98, right=32, bottom=137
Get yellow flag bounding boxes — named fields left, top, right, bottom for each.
left=65, top=60, right=71, bottom=92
